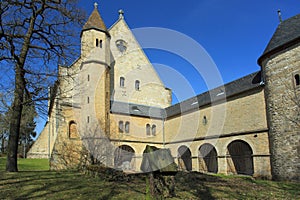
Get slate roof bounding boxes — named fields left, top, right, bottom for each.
left=82, top=5, right=109, bottom=36
left=165, top=71, right=263, bottom=118
left=111, top=71, right=263, bottom=119
left=258, top=14, right=300, bottom=65
left=110, top=101, right=166, bottom=119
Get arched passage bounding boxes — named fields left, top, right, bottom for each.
left=178, top=145, right=192, bottom=171
left=114, top=145, right=135, bottom=171
left=227, top=140, right=254, bottom=175
left=199, top=143, right=218, bottom=173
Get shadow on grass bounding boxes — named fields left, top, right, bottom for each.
left=172, top=171, right=225, bottom=199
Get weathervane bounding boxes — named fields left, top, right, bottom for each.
left=94, top=2, right=98, bottom=9
left=277, top=9, right=282, bottom=23
left=119, top=9, right=124, bottom=19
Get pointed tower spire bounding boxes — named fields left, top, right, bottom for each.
left=82, top=3, right=109, bottom=36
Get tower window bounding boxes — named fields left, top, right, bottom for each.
left=87, top=96, right=90, bottom=104
left=96, top=39, right=99, bottom=47
left=69, top=121, right=79, bottom=139
left=125, top=122, right=130, bottom=133
left=100, top=40, right=103, bottom=48
left=87, top=116, right=90, bottom=123
left=88, top=74, right=90, bottom=81
left=119, top=121, right=124, bottom=133
left=295, top=74, right=300, bottom=86
left=146, top=124, right=151, bottom=136
left=152, top=125, right=156, bottom=136
left=135, top=80, right=140, bottom=90
left=120, top=77, right=125, bottom=87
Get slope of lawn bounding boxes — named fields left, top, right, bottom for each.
left=0, top=157, right=299, bottom=199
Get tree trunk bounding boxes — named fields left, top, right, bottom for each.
left=6, top=64, right=25, bottom=172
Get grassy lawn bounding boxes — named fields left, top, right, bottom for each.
left=0, top=157, right=299, bottom=199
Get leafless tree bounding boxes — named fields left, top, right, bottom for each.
left=0, top=0, right=85, bottom=172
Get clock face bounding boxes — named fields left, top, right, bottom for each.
left=115, top=39, right=127, bottom=53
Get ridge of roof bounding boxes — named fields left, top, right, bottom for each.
left=165, top=71, right=263, bottom=118
left=258, top=14, right=300, bottom=65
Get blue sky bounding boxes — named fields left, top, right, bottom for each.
left=35, top=0, right=299, bottom=134
left=78, top=0, right=299, bottom=101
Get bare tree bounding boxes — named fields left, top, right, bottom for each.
left=0, top=0, right=85, bottom=172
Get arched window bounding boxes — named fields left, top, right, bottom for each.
left=69, top=121, right=79, bottom=139
left=135, top=80, right=140, bottom=90
left=295, top=74, right=300, bottom=86
left=120, top=77, right=125, bottom=87
left=119, top=121, right=124, bottom=133
left=146, top=124, right=151, bottom=136
left=151, top=125, right=156, bottom=136
left=96, top=39, right=99, bottom=47
left=125, top=122, right=130, bottom=133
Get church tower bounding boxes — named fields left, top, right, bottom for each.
left=79, top=3, right=111, bottom=137
left=258, top=14, right=300, bottom=181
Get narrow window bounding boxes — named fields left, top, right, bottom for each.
left=146, top=124, right=151, bottom=136
left=119, top=121, right=124, bottom=133
left=295, top=74, right=300, bottom=86
left=88, top=74, right=90, bottom=81
left=87, top=96, right=90, bottom=104
left=125, top=122, right=130, bottom=133
left=152, top=125, right=156, bottom=136
left=120, top=77, right=125, bottom=87
left=96, top=39, right=99, bottom=47
left=100, top=40, right=103, bottom=48
left=135, top=80, right=140, bottom=90
left=69, top=121, right=79, bottom=139
left=87, top=116, right=90, bottom=123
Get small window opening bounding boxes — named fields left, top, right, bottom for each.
left=119, top=121, right=124, bottom=133
left=135, top=80, right=140, bottom=90
left=295, top=74, right=300, bottom=86
left=87, top=116, right=90, bottom=123
left=125, top=122, right=130, bottom=133
left=146, top=124, right=151, bottom=136
left=120, top=77, right=125, bottom=87
left=87, top=96, right=90, bottom=104
left=100, top=40, right=103, bottom=48
left=88, top=74, right=90, bottom=81
left=96, top=39, right=99, bottom=47
left=152, top=125, right=156, bottom=136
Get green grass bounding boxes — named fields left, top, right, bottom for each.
left=0, top=157, right=49, bottom=171
left=0, top=157, right=299, bottom=199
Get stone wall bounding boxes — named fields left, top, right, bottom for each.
left=109, top=18, right=171, bottom=108
left=262, top=44, right=300, bottom=181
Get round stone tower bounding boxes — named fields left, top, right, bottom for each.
left=79, top=3, right=111, bottom=137
left=258, top=14, right=300, bottom=181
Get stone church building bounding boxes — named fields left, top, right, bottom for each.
left=28, top=5, right=300, bottom=181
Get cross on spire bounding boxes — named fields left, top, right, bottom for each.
left=94, top=2, right=98, bottom=9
